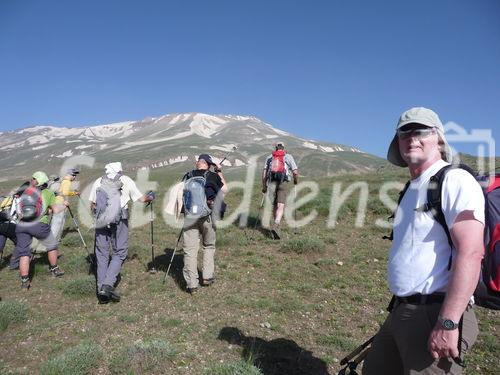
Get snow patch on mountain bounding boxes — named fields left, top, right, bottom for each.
left=55, top=150, right=73, bottom=158
left=234, top=159, right=246, bottom=166
left=75, top=145, right=93, bottom=150
left=1, top=141, right=25, bottom=150
left=319, top=146, right=334, bottom=152
left=32, top=144, right=50, bottom=150
left=265, top=135, right=278, bottom=139
left=189, top=114, right=227, bottom=138
left=254, top=137, right=263, bottom=141
left=303, top=142, right=318, bottom=150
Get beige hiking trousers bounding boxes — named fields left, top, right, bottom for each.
left=182, top=216, right=216, bottom=289
left=363, top=302, right=478, bottom=375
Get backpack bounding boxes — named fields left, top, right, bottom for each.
left=182, top=171, right=212, bottom=219
left=269, top=150, right=287, bottom=183
left=18, top=186, right=44, bottom=222
left=386, top=164, right=500, bottom=310
left=94, top=174, right=123, bottom=228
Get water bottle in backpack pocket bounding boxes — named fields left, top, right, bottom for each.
left=94, top=175, right=123, bottom=228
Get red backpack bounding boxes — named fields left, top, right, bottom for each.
left=19, top=186, right=43, bottom=222
left=269, top=150, right=287, bottom=183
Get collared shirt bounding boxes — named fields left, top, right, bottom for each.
left=388, top=159, right=485, bottom=297
left=88, top=175, right=143, bottom=209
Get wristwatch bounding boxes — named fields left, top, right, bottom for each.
left=438, top=316, right=459, bottom=330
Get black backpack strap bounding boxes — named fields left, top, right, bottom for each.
left=383, top=180, right=411, bottom=241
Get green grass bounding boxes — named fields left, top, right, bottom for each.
left=109, top=339, right=178, bottom=375
left=281, top=237, right=325, bottom=254
left=39, top=342, right=103, bottom=375
left=204, top=359, right=263, bottom=375
left=59, top=276, right=95, bottom=298
left=0, top=301, right=28, bottom=332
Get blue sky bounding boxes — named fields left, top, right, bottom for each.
left=0, top=0, right=499, bottom=158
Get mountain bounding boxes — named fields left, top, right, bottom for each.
left=0, top=113, right=386, bottom=181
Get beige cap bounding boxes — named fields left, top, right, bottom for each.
left=387, top=107, right=453, bottom=167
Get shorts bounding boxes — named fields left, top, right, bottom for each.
left=268, top=181, right=289, bottom=205
left=15, top=222, right=58, bottom=257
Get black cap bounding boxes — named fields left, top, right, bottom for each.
left=198, top=154, right=215, bottom=166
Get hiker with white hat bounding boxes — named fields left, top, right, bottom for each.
left=262, top=142, right=298, bottom=239
left=88, top=162, right=155, bottom=303
left=363, top=107, right=485, bottom=374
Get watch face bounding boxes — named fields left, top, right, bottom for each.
left=443, top=319, right=456, bottom=330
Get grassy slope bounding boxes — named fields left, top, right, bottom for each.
left=0, top=168, right=498, bottom=374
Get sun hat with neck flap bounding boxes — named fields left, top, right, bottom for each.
left=387, top=107, right=453, bottom=167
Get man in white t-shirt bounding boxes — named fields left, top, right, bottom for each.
left=89, top=162, right=155, bottom=303
left=363, top=108, right=485, bottom=374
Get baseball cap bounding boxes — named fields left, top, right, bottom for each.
left=198, top=154, right=215, bottom=165
left=387, top=107, right=453, bottom=167
left=32, top=171, right=49, bottom=186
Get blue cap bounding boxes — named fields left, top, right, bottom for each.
left=198, top=154, right=215, bottom=165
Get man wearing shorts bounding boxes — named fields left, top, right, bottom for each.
left=262, top=142, right=298, bottom=238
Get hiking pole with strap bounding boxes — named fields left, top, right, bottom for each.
left=163, top=228, right=184, bottom=283
left=218, top=146, right=237, bottom=166
left=148, top=201, right=157, bottom=274
left=67, top=206, right=93, bottom=263
left=338, top=335, right=374, bottom=374
left=293, top=185, right=298, bottom=235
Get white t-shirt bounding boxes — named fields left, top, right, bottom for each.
left=88, top=175, right=143, bottom=209
left=388, top=159, right=485, bottom=297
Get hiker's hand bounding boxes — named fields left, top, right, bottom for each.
left=214, top=164, right=222, bottom=173
left=75, top=191, right=80, bottom=196
left=428, top=326, right=459, bottom=359
left=64, top=201, right=70, bottom=207
left=147, top=191, right=156, bottom=200
left=262, top=186, right=267, bottom=193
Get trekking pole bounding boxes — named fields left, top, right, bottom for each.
left=148, top=201, right=157, bottom=274
left=293, top=185, right=298, bottom=235
left=340, top=335, right=374, bottom=366
left=252, top=193, right=266, bottom=230
left=66, top=206, right=92, bottom=261
left=338, top=345, right=371, bottom=375
left=163, top=228, right=184, bottom=283
left=218, top=146, right=237, bottom=166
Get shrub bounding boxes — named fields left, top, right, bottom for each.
left=281, top=237, right=325, bottom=254
left=60, top=276, right=95, bottom=298
left=109, top=339, right=178, bottom=374
left=204, top=359, right=263, bottom=375
left=0, top=301, right=28, bottom=332
left=40, top=342, right=103, bottom=375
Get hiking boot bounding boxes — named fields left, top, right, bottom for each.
left=201, top=278, right=215, bottom=287
left=99, top=284, right=120, bottom=302
left=187, top=287, right=198, bottom=295
left=49, top=265, right=65, bottom=277
left=20, top=276, right=30, bottom=291
left=270, top=223, right=281, bottom=240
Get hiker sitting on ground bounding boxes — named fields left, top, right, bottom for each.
left=181, top=154, right=227, bottom=294
left=362, top=107, right=485, bottom=374
left=15, top=171, right=66, bottom=290
left=88, top=162, right=154, bottom=304
left=262, top=142, right=298, bottom=237
left=51, top=168, right=80, bottom=244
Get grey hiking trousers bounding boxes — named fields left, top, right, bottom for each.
left=182, top=216, right=216, bottom=289
left=95, top=219, right=128, bottom=289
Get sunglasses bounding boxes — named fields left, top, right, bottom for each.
left=397, top=127, right=436, bottom=140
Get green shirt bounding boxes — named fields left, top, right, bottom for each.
left=40, top=188, right=56, bottom=225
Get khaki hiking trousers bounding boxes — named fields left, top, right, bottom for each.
left=182, top=216, right=216, bottom=289
left=363, top=302, right=478, bottom=375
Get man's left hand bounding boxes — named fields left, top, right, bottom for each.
left=428, top=326, right=459, bottom=360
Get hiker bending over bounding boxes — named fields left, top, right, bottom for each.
left=363, top=108, right=484, bottom=374
left=0, top=194, right=17, bottom=268
left=15, top=172, right=66, bottom=290
left=51, top=168, right=80, bottom=244
left=262, top=142, right=298, bottom=238
left=181, top=154, right=227, bottom=294
left=89, top=162, right=154, bottom=304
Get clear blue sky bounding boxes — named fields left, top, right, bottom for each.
left=1, top=0, right=499, bottom=158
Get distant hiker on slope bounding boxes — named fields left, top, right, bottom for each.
left=262, top=142, right=298, bottom=239
left=89, top=162, right=155, bottom=304
left=14, top=171, right=65, bottom=290
left=51, top=168, right=81, bottom=244
left=181, top=154, right=227, bottom=294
